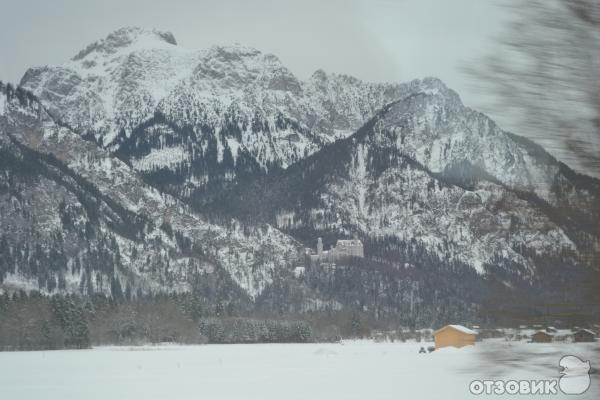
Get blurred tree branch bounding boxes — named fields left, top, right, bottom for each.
left=566, top=0, right=600, bottom=25
left=469, top=0, right=600, bottom=176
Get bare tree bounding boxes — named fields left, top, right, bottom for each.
left=470, top=0, right=600, bottom=176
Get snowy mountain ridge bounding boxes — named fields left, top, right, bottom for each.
left=21, top=27, right=409, bottom=166
left=215, top=83, right=600, bottom=280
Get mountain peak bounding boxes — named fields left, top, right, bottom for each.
left=415, top=76, right=450, bottom=92
left=72, top=27, right=178, bottom=61
left=206, top=43, right=262, bottom=58
left=310, top=69, right=328, bottom=81
left=191, top=43, right=301, bottom=91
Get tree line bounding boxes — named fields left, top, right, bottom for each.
left=0, top=290, right=316, bottom=351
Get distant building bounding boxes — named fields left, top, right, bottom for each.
left=531, top=331, right=553, bottom=343
left=308, top=237, right=364, bottom=264
left=293, top=266, right=305, bottom=278
left=573, top=329, right=596, bottom=343
left=432, top=325, right=477, bottom=349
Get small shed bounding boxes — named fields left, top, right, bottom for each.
left=433, top=325, right=477, bottom=349
left=531, top=330, right=553, bottom=343
left=573, top=329, right=596, bottom=343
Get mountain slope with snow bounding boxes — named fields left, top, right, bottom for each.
left=0, top=83, right=300, bottom=298
left=215, top=79, right=600, bottom=280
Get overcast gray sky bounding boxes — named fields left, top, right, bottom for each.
left=0, top=0, right=509, bottom=107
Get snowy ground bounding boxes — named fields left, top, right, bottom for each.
left=0, top=339, right=598, bottom=399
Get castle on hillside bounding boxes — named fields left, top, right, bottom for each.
left=306, top=237, right=364, bottom=264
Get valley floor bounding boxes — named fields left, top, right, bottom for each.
left=0, top=339, right=598, bottom=399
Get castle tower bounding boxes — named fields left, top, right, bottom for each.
left=317, top=237, right=323, bottom=257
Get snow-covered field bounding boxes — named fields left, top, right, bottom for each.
left=0, top=340, right=598, bottom=399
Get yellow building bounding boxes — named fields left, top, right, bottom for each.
left=433, top=325, right=477, bottom=349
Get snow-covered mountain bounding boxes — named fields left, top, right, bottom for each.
left=4, top=27, right=599, bottom=321
left=20, top=27, right=412, bottom=205
left=218, top=79, right=600, bottom=280
left=0, top=82, right=299, bottom=298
